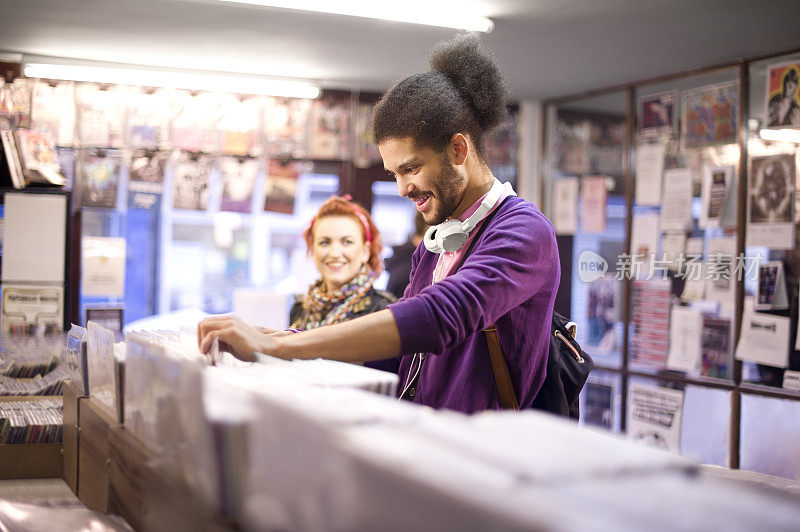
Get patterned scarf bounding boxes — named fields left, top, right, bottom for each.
left=291, top=264, right=376, bottom=330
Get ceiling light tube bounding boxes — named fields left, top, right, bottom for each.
left=22, top=62, right=320, bottom=99
left=759, top=128, right=800, bottom=144
left=215, top=0, right=494, bottom=32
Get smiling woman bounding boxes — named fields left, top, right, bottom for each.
left=289, top=196, right=400, bottom=372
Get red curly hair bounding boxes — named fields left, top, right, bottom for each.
left=303, top=196, right=384, bottom=274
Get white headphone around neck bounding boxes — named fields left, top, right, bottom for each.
left=423, top=178, right=508, bottom=254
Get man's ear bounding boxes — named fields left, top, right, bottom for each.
left=448, top=133, right=469, bottom=165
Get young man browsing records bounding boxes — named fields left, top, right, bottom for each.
left=198, top=34, right=560, bottom=413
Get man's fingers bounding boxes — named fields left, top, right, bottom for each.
left=200, top=325, right=234, bottom=355
left=197, top=316, right=234, bottom=349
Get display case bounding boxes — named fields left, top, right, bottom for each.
left=544, top=47, right=800, bottom=478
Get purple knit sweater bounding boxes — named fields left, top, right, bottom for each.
left=388, top=196, right=560, bottom=413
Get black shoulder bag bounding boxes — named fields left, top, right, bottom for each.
left=457, top=197, right=593, bottom=418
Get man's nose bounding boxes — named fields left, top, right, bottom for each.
left=397, top=177, right=413, bottom=198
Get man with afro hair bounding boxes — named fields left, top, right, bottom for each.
left=199, top=34, right=560, bottom=413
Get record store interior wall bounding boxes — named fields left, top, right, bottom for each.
left=0, top=76, right=519, bottom=327
left=542, top=48, right=800, bottom=479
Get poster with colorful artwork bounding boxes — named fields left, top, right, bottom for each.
left=681, top=80, right=738, bottom=149
left=765, top=61, right=800, bottom=128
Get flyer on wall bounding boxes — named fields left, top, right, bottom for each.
left=627, top=383, right=685, bottom=453
left=681, top=80, right=738, bottom=149
left=552, top=177, right=579, bottom=235
left=1, top=284, right=64, bottom=335
left=701, top=315, right=731, bottom=379
left=699, top=165, right=734, bottom=229
left=637, top=90, right=676, bottom=140
left=765, top=61, right=800, bottom=128
left=746, top=154, right=795, bottom=249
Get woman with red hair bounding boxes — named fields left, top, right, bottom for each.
left=289, top=196, right=399, bottom=373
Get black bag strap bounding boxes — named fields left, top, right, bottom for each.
left=452, top=194, right=519, bottom=410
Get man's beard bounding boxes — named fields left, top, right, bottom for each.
left=423, top=156, right=465, bottom=226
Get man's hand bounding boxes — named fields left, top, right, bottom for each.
left=197, top=315, right=284, bottom=362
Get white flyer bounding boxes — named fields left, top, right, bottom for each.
left=746, top=154, right=795, bottom=250
left=82, top=237, right=127, bottom=298
left=666, top=306, right=703, bottom=372
left=627, top=383, right=685, bottom=453
left=661, top=232, right=686, bottom=271
left=553, top=177, right=579, bottom=235
left=630, top=213, right=660, bottom=278
left=705, top=237, right=736, bottom=304
left=700, top=165, right=733, bottom=229
left=634, top=141, right=665, bottom=205
left=659, top=168, right=694, bottom=231
left=735, top=298, right=790, bottom=368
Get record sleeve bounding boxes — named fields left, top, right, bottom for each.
left=265, top=97, right=310, bottom=159
left=15, top=129, right=66, bottom=185
left=554, top=118, right=590, bottom=174
left=219, top=94, right=264, bottom=157
left=171, top=90, right=222, bottom=153
left=308, top=95, right=351, bottom=160
left=264, top=159, right=301, bottom=214
left=75, top=84, right=126, bottom=148
left=173, top=151, right=213, bottom=211
left=30, top=80, right=75, bottom=147
left=126, top=88, right=171, bottom=149
left=219, top=156, right=258, bottom=213
left=354, top=102, right=382, bottom=168
left=78, top=150, right=121, bottom=208
left=128, top=149, right=166, bottom=209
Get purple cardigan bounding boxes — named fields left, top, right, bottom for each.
left=388, top=196, right=560, bottom=413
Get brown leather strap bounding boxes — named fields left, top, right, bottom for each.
left=484, top=325, right=519, bottom=410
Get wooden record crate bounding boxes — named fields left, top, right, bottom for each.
left=108, top=424, right=234, bottom=532
left=0, top=395, right=63, bottom=479
left=62, top=379, right=85, bottom=493
left=77, top=395, right=118, bottom=512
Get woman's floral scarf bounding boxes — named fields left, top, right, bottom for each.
left=291, top=264, right=376, bottom=330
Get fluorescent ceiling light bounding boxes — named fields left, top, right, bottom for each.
left=215, top=0, right=494, bottom=32
left=22, top=62, right=320, bottom=99
left=759, top=128, right=800, bottom=144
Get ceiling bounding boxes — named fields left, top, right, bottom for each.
left=1, top=0, right=799, bottom=101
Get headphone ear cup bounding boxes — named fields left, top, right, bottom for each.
left=437, top=222, right=469, bottom=253
left=423, top=225, right=442, bottom=254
